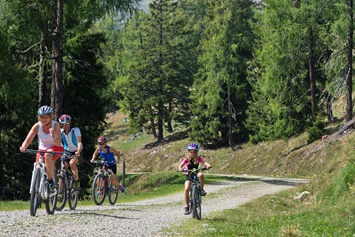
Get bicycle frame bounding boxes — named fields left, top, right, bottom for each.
left=92, top=160, right=119, bottom=205
left=29, top=153, right=49, bottom=200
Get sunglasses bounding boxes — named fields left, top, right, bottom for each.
left=61, top=123, right=70, bottom=126
left=98, top=142, right=105, bottom=145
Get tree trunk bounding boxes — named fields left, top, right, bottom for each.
left=346, top=0, right=353, bottom=122
left=228, top=93, right=236, bottom=150
left=167, top=102, right=173, bottom=133
left=326, top=93, right=334, bottom=123
left=51, top=0, right=63, bottom=119
left=308, top=32, right=317, bottom=121
left=157, top=101, right=164, bottom=142
left=39, top=32, right=46, bottom=107
left=150, top=118, right=158, bottom=138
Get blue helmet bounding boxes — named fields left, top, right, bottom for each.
left=187, top=143, right=199, bottom=151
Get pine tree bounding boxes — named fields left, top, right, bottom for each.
left=189, top=0, right=254, bottom=148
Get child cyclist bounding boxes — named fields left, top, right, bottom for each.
left=178, top=143, right=211, bottom=215
left=90, top=135, right=124, bottom=192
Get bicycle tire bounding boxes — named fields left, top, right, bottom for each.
left=108, top=181, right=118, bottom=205
left=191, top=185, right=197, bottom=218
left=30, top=168, right=41, bottom=216
left=45, top=179, right=57, bottom=215
left=55, top=172, right=67, bottom=211
left=69, top=189, right=79, bottom=210
left=68, top=173, right=78, bottom=210
left=195, top=186, right=202, bottom=220
left=92, top=174, right=106, bottom=205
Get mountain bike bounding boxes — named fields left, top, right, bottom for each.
left=26, top=149, right=60, bottom=216
left=181, top=167, right=208, bottom=220
left=55, top=153, right=79, bottom=211
left=91, top=160, right=120, bottom=205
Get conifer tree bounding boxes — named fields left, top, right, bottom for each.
left=189, top=0, right=254, bottom=148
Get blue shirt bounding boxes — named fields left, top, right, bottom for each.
left=99, top=146, right=116, bottom=167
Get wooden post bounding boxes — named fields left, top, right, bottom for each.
left=122, top=158, right=125, bottom=188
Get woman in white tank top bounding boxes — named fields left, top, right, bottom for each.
left=19, top=106, right=64, bottom=186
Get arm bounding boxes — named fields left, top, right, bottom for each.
left=90, top=147, right=100, bottom=163
left=203, top=161, right=212, bottom=170
left=178, top=159, right=187, bottom=172
left=75, top=136, right=83, bottom=156
left=51, top=122, right=62, bottom=146
left=19, top=123, right=39, bottom=152
left=110, top=147, right=121, bottom=164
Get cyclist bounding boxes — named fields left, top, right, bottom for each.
left=90, top=135, right=124, bottom=192
left=19, top=105, right=64, bottom=192
left=58, top=114, right=83, bottom=188
left=178, top=143, right=211, bottom=215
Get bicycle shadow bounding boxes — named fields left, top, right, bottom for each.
left=57, top=209, right=139, bottom=220
left=56, top=209, right=139, bottom=220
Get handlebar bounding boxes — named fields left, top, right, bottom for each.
left=92, top=160, right=116, bottom=165
left=180, top=166, right=212, bottom=173
left=25, top=149, right=63, bottom=156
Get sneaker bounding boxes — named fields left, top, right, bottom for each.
left=119, top=184, right=125, bottom=193
left=201, top=190, right=207, bottom=196
left=184, top=206, right=190, bottom=215
left=49, top=180, right=57, bottom=189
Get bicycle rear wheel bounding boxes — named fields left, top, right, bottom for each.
left=45, top=179, right=57, bottom=215
left=55, top=172, right=67, bottom=211
left=108, top=181, right=118, bottom=205
left=30, top=168, right=41, bottom=216
left=92, top=174, right=106, bottom=205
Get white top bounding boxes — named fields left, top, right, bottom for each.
left=61, top=127, right=81, bottom=152
left=38, top=121, right=58, bottom=150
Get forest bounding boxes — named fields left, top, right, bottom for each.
left=0, top=0, right=353, bottom=200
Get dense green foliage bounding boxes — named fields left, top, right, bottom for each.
left=1, top=0, right=355, bottom=201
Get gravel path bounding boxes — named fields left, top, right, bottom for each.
left=0, top=177, right=304, bottom=237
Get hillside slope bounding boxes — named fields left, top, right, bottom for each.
left=103, top=111, right=354, bottom=180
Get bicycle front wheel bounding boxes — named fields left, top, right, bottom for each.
left=192, top=185, right=201, bottom=219
left=45, top=179, right=57, bottom=215
left=68, top=174, right=78, bottom=210
left=108, top=181, right=118, bottom=205
left=55, top=172, right=67, bottom=211
left=30, top=168, right=41, bottom=216
left=195, top=186, right=202, bottom=220
left=92, top=174, right=106, bottom=205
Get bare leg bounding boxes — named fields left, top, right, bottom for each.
left=45, top=153, right=54, bottom=180
left=198, top=173, right=204, bottom=190
left=184, top=180, right=191, bottom=206
left=70, top=157, right=79, bottom=181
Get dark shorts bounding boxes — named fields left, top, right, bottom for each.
left=103, top=165, right=117, bottom=175
left=185, top=174, right=197, bottom=181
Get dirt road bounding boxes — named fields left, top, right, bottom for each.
left=0, top=177, right=306, bottom=237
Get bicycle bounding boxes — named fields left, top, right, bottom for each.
left=55, top=153, right=79, bottom=211
left=181, top=167, right=209, bottom=220
left=91, top=160, right=120, bottom=205
left=25, top=149, right=60, bottom=216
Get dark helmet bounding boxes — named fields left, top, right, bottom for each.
left=97, top=135, right=107, bottom=143
left=187, top=143, right=199, bottom=151
left=59, top=114, right=71, bottom=124
left=37, top=105, right=53, bottom=116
